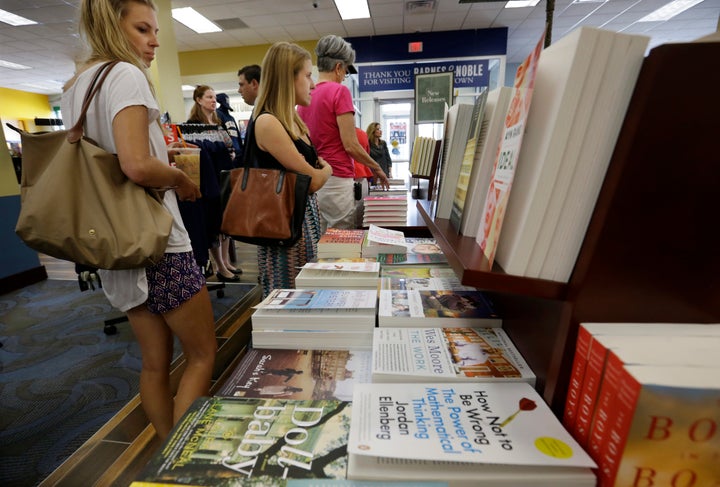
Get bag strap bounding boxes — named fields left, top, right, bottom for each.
left=67, top=61, right=120, bottom=143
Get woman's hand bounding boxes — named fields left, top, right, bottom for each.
left=174, top=171, right=201, bottom=202
left=317, top=157, right=333, bottom=177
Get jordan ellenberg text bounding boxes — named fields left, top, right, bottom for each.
left=375, top=388, right=515, bottom=455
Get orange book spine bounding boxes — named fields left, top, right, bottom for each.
left=563, top=325, right=593, bottom=429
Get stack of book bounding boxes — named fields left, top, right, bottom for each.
left=347, top=382, right=597, bottom=486
left=295, top=260, right=380, bottom=290
left=377, top=289, right=501, bottom=328
left=317, top=227, right=366, bottom=259
left=362, top=193, right=408, bottom=226
left=564, top=322, right=720, bottom=487
left=493, top=27, right=650, bottom=282
left=409, top=135, right=441, bottom=178
left=372, top=327, right=535, bottom=385
left=250, top=288, right=378, bottom=350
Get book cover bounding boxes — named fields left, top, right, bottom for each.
left=372, top=327, right=535, bottom=385
left=574, top=334, right=720, bottom=447
left=449, top=89, right=489, bottom=230
left=348, top=382, right=596, bottom=468
left=476, top=29, right=544, bottom=265
left=216, top=348, right=372, bottom=402
left=131, top=396, right=352, bottom=486
left=377, top=289, right=501, bottom=328
left=319, top=228, right=367, bottom=248
left=579, top=336, right=720, bottom=457
left=376, top=253, right=448, bottom=266
left=597, top=365, right=720, bottom=487
left=295, top=267, right=380, bottom=290
left=363, top=195, right=408, bottom=206
left=459, top=86, right=514, bottom=237
left=257, top=289, right=378, bottom=311
left=379, top=265, right=472, bottom=291
left=564, top=323, right=720, bottom=438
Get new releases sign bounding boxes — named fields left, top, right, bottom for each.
left=359, top=59, right=489, bottom=92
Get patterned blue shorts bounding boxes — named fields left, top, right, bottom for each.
left=146, top=252, right=206, bottom=314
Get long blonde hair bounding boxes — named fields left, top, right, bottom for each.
left=366, top=122, right=382, bottom=146
left=77, top=0, right=156, bottom=91
left=253, top=42, right=311, bottom=140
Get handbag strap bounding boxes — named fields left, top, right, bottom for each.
left=67, top=61, right=120, bottom=143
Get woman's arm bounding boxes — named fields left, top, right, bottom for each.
left=113, top=105, right=201, bottom=202
left=254, top=113, right=332, bottom=193
left=337, top=112, right=389, bottom=189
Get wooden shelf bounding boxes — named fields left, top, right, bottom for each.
left=417, top=202, right=567, bottom=300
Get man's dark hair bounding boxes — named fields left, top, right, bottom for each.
left=237, top=64, right=261, bottom=83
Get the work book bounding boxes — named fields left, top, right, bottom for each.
left=295, top=261, right=380, bottom=290
left=494, top=28, right=649, bottom=282
left=216, top=348, right=372, bottom=402
left=251, top=289, right=377, bottom=331
left=595, top=365, right=720, bottom=487
left=377, top=289, right=500, bottom=328
left=347, top=383, right=596, bottom=486
left=317, top=228, right=367, bottom=258
left=130, top=396, right=351, bottom=486
left=372, top=327, right=535, bottom=385
left=379, top=265, right=474, bottom=291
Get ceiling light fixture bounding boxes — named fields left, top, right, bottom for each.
left=334, top=0, right=370, bottom=20
left=0, top=8, right=37, bottom=26
left=637, top=0, right=705, bottom=21
left=171, top=7, right=221, bottom=33
left=505, top=0, right=541, bottom=8
left=0, top=59, right=32, bottom=70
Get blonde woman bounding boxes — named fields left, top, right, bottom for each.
left=62, top=0, right=216, bottom=440
left=250, top=42, right=333, bottom=297
left=366, top=122, right=393, bottom=177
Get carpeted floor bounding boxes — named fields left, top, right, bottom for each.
left=0, top=279, right=254, bottom=487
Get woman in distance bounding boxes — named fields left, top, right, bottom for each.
left=62, top=0, right=216, bottom=439
left=366, top=122, right=393, bottom=178
left=250, top=41, right=333, bottom=297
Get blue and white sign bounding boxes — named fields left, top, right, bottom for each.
left=358, top=59, right=489, bottom=92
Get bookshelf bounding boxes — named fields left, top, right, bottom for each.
left=418, top=40, right=720, bottom=416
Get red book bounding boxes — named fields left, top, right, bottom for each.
left=596, top=364, right=720, bottom=487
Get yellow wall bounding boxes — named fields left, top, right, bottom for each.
left=178, top=40, right=318, bottom=76
left=0, top=87, right=53, bottom=121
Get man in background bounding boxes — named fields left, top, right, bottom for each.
left=237, top=64, right=261, bottom=155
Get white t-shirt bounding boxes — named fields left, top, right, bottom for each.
left=61, top=61, right=193, bottom=311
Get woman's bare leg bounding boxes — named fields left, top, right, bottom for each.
left=126, top=305, right=175, bottom=439
left=162, top=286, right=217, bottom=424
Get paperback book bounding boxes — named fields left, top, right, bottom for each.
left=347, top=382, right=596, bottom=483
left=379, top=265, right=473, bottom=291
left=596, top=365, right=720, bottom=487
left=217, top=348, right=372, bottom=401
left=131, top=396, right=352, bottom=486
left=371, top=327, right=535, bottom=385
left=318, top=228, right=367, bottom=258
left=377, top=289, right=501, bottom=328
left=376, top=252, right=447, bottom=266
left=251, top=289, right=378, bottom=331
left=295, top=262, right=380, bottom=290
left=252, top=329, right=374, bottom=351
